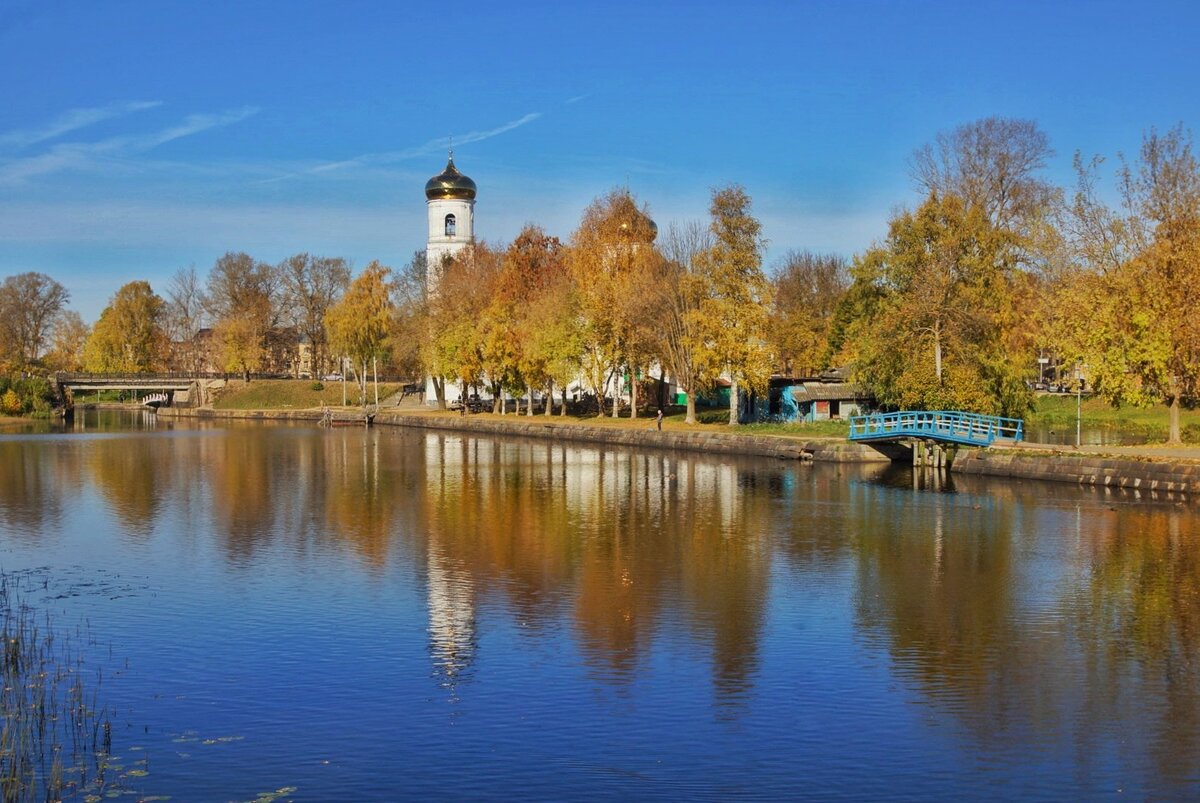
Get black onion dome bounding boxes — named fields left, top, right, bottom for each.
left=425, top=157, right=477, bottom=201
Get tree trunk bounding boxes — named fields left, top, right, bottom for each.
left=686, top=392, right=697, bottom=425
left=729, top=378, right=739, bottom=426
left=1169, top=392, right=1182, bottom=444
left=561, top=387, right=568, bottom=417
left=630, top=373, right=638, bottom=420
left=433, top=377, right=446, bottom=411
left=934, top=320, right=943, bottom=383
left=545, top=380, right=553, bottom=416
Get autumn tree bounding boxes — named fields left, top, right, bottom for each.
left=213, top=316, right=262, bottom=381
left=433, top=244, right=504, bottom=407
left=656, top=221, right=712, bottom=424
left=0, top=272, right=69, bottom=368
left=910, top=116, right=1059, bottom=236
left=1058, top=126, right=1200, bottom=442
left=485, top=226, right=572, bottom=414
left=279, top=253, right=351, bottom=378
left=842, top=193, right=1030, bottom=416
left=912, top=118, right=1068, bottom=371
left=568, top=189, right=660, bottom=417
left=43, top=311, right=89, bottom=372
left=769, top=250, right=849, bottom=377
left=204, top=252, right=280, bottom=377
left=688, top=185, right=773, bottom=425
left=390, top=250, right=429, bottom=381
left=325, top=261, right=395, bottom=404
left=83, top=281, right=169, bottom=373
left=164, top=266, right=206, bottom=373
left=522, top=270, right=585, bottom=415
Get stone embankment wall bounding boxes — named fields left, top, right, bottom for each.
left=154, top=407, right=891, bottom=463
left=380, top=414, right=891, bottom=462
left=953, top=449, right=1200, bottom=494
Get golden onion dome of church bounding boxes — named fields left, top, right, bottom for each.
left=425, top=156, right=477, bottom=201
left=618, top=207, right=658, bottom=242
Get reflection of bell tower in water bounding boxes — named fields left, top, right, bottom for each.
left=426, top=545, right=477, bottom=687
left=424, top=152, right=476, bottom=401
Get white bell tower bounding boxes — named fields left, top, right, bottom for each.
left=424, top=153, right=477, bottom=404
left=424, top=152, right=476, bottom=289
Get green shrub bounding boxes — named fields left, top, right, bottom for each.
left=310, top=381, right=325, bottom=391
left=1184, top=423, right=1200, bottom=444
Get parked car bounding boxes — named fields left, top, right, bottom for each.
left=323, top=373, right=343, bottom=381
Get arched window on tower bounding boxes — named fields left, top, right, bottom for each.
left=445, top=214, right=457, bottom=237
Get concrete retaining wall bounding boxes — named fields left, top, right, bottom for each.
left=952, top=449, right=1200, bottom=494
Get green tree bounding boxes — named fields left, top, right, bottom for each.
left=688, top=185, right=773, bottom=425
left=83, top=281, right=169, bottom=373
left=843, top=193, right=1030, bottom=416
left=325, top=261, right=395, bottom=403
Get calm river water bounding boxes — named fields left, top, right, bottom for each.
left=0, top=411, right=1197, bottom=800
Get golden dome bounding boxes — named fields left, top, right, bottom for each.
left=425, top=156, right=477, bottom=201
left=618, top=209, right=658, bottom=242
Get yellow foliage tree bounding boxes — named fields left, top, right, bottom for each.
left=687, top=185, right=773, bottom=425
left=325, top=261, right=395, bottom=404
left=83, top=281, right=169, bottom=373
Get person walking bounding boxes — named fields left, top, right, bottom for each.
left=656, top=408, right=664, bottom=431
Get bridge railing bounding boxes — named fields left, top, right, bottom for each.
left=848, top=410, right=1024, bottom=445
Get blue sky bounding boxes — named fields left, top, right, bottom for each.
left=2, top=0, right=1198, bottom=321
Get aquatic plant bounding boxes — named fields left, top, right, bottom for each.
left=0, top=572, right=117, bottom=802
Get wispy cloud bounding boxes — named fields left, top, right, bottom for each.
left=0, top=106, right=260, bottom=184
left=260, top=111, right=543, bottom=183
left=565, top=94, right=589, bottom=105
left=0, top=100, right=162, bottom=148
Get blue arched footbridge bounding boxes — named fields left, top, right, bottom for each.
left=848, top=410, right=1023, bottom=447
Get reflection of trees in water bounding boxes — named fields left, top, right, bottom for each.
left=204, top=429, right=288, bottom=562
left=0, top=441, right=67, bottom=540
left=853, top=483, right=1022, bottom=716
left=85, top=437, right=169, bottom=537
left=853, top=471, right=1200, bottom=793
left=417, top=436, right=777, bottom=702
left=1066, top=505, right=1200, bottom=787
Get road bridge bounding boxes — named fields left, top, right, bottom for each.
left=51, top=372, right=213, bottom=411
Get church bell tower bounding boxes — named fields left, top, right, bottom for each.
left=424, top=152, right=476, bottom=289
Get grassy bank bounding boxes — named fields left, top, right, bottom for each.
left=213, top=379, right=406, bottom=410
left=1027, top=395, right=1200, bottom=443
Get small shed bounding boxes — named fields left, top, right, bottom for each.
left=750, top=375, right=873, bottom=423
